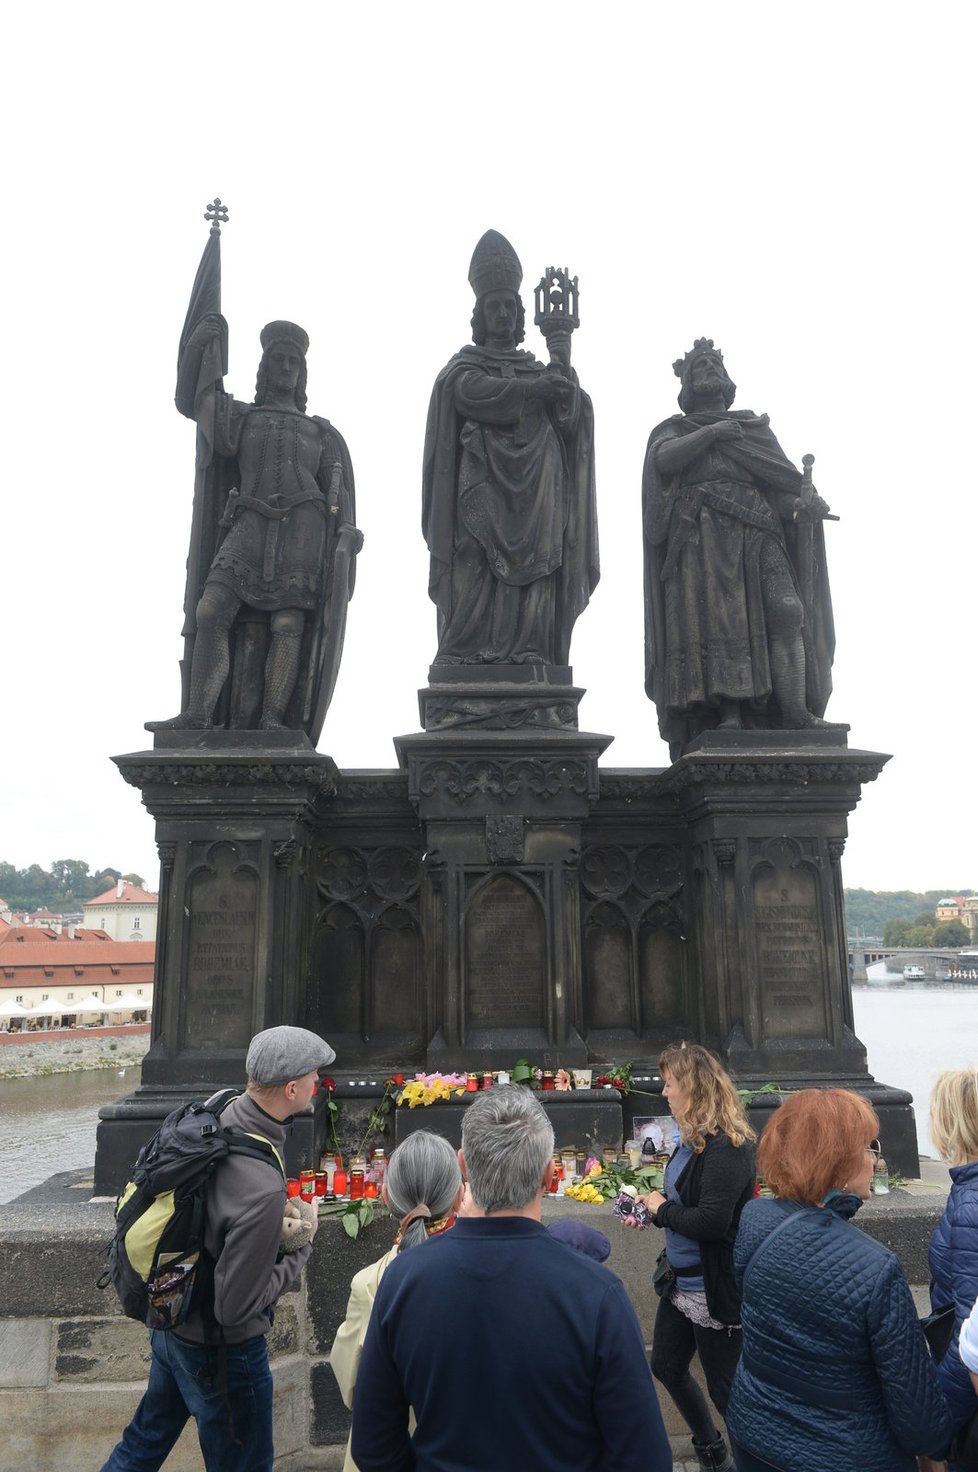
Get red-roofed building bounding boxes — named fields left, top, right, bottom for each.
left=0, top=937, right=154, bottom=1029
left=82, top=880, right=158, bottom=943
left=0, top=925, right=111, bottom=948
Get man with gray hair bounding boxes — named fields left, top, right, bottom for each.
left=100, top=1024, right=335, bottom=1472
left=351, top=1085, right=672, bottom=1472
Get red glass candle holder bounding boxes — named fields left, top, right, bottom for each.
left=333, top=1169, right=348, bottom=1196
left=286, top=1178, right=301, bottom=1198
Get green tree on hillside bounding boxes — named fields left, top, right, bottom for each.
left=0, top=859, right=152, bottom=913
left=934, top=921, right=970, bottom=946
left=845, top=888, right=975, bottom=936
left=51, top=859, right=98, bottom=902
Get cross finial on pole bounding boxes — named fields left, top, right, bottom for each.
left=204, top=198, right=229, bottom=235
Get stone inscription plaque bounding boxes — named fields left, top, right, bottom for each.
left=465, top=874, right=545, bottom=1029
left=754, top=862, right=828, bottom=1040
left=182, top=845, right=257, bottom=1051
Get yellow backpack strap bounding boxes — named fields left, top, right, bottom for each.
left=242, top=1131, right=285, bottom=1178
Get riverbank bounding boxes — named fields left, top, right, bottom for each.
left=0, top=1027, right=149, bottom=1079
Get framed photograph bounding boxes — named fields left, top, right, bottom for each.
left=630, top=1116, right=667, bottom=1151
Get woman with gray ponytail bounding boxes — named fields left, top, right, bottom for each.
left=329, top=1131, right=464, bottom=1472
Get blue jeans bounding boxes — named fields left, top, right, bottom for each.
left=100, top=1329, right=273, bottom=1472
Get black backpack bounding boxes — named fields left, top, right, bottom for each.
left=98, top=1089, right=285, bottom=1331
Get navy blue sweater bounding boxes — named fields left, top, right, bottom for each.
left=929, top=1158, right=978, bottom=1436
left=351, top=1215, right=671, bottom=1472
left=727, top=1194, right=951, bottom=1471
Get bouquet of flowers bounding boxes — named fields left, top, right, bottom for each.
left=564, top=1155, right=663, bottom=1204
left=397, top=1072, right=468, bottom=1108
left=594, top=1062, right=634, bottom=1093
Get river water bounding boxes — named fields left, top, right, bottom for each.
left=852, top=973, right=978, bottom=1159
left=0, top=979, right=974, bottom=1203
left=0, top=1065, right=139, bottom=1205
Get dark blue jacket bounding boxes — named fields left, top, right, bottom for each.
left=351, top=1215, right=672, bottom=1472
left=727, top=1194, right=951, bottom=1472
left=929, top=1158, right=978, bottom=1435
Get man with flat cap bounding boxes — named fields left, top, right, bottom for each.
left=100, top=1025, right=335, bottom=1472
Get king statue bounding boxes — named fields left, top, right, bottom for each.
left=149, top=203, right=361, bottom=741
left=422, top=230, right=599, bottom=669
left=643, top=339, right=840, bottom=761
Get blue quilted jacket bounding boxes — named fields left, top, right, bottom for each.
left=726, top=1194, right=951, bottom=1472
left=929, top=1158, right=978, bottom=1435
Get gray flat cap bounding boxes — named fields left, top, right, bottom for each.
left=246, top=1025, right=336, bottom=1087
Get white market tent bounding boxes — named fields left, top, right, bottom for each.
left=23, top=999, right=64, bottom=1017
left=101, top=994, right=147, bottom=1014
left=0, top=998, right=29, bottom=1019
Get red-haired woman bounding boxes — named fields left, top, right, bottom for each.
left=726, top=1089, right=950, bottom=1472
left=631, top=1043, right=756, bottom=1472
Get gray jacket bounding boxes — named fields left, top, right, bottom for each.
left=176, top=1091, right=313, bottom=1344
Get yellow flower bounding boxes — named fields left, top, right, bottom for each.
left=564, top=1180, right=605, bottom=1205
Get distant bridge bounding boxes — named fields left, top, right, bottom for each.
left=848, top=947, right=970, bottom=981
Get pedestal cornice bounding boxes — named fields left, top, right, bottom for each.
left=394, top=727, right=614, bottom=817
left=113, top=739, right=337, bottom=822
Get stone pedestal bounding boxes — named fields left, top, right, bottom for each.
left=419, top=663, right=585, bottom=732
left=94, top=731, right=337, bottom=1195
left=672, top=730, right=888, bottom=1082
left=395, top=717, right=612, bottom=1070
left=95, top=719, right=914, bottom=1185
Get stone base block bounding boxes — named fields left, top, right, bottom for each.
left=0, top=1384, right=210, bottom=1471
left=419, top=663, right=584, bottom=732
left=54, top=1317, right=150, bottom=1382
left=0, top=1351, right=310, bottom=1472
left=0, top=1318, right=50, bottom=1388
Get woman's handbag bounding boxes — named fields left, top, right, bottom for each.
left=951, top=1410, right=978, bottom=1472
left=918, top=1303, right=978, bottom=1470
left=652, top=1249, right=676, bottom=1299
left=919, top=1301, right=955, bottom=1362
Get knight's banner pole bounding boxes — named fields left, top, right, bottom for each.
left=177, top=200, right=230, bottom=711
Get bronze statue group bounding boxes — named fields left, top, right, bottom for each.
left=148, top=223, right=841, bottom=759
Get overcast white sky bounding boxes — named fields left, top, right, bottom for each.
left=3, top=4, right=974, bottom=895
